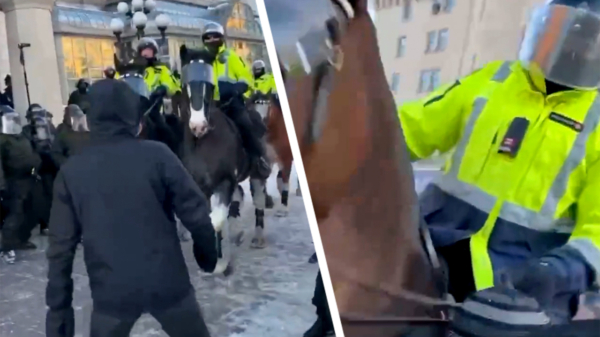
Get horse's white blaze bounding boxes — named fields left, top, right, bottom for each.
left=187, top=86, right=209, bottom=135
left=210, top=194, right=228, bottom=232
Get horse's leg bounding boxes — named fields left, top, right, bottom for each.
left=210, top=179, right=234, bottom=274
left=250, top=178, right=267, bottom=249
left=228, top=184, right=245, bottom=246
left=275, top=169, right=290, bottom=217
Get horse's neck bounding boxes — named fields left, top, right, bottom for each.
left=322, top=18, right=439, bottom=318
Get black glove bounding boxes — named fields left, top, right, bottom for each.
left=151, top=85, right=168, bottom=100
left=499, top=260, right=558, bottom=309
left=192, top=242, right=217, bottom=273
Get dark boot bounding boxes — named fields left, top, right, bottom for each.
left=309, top=252, right=318, bottom=264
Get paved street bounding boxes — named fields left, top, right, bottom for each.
left=0, top=168, right=318, bottom=337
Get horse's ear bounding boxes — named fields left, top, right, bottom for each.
left=347, top=0, right=368, bottom=16
left=180, top=45, right=188, bottom=64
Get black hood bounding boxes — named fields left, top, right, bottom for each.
left=87, top=79, right=142, bottom=141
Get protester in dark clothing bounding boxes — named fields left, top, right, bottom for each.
left=22, top=104, right=57, bottom=235
left=0, top=107, right=42, bottom=264
left=51, top=105, right=91, bottom=168
left=0, top=75, right=13, bottom=108
left=304, top=271, right=335, bottom=337
left=67, top=79, right=91, bottom=114
left=45, top=79, right=218, bottom=337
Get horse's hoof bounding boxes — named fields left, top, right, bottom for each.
left=275, top=207, right=288, bottom=217
left=265, top=194, right=274, bottom=209
left=250, top=236, right=267, bottom=249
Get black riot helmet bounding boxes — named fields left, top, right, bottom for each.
left=76, top=79, right=90, bottom=93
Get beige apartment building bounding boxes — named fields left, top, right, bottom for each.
left=0, top=0, right=266, bottom=123
left=375, top=0, right=546, bottom=105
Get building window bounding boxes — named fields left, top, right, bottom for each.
left=402, top=0, right=412, bottom=21
left=444, top=0, right=456, bottom=12
left=437, top=29, right=449, bottom=51
left=426, top=29, right=449, bottom=53
left=431, top=69, right=441, bottom=90
left=419, top=69, right=442, bottom=93
left=396, top=36, right=407, bottom=58
left=62, top=36, right=115, bottom=93
left=390, top=72, right=400, bottom=93
left=419, top=70, right=431, bottom=93
left=426, top=31, right=438, bottom=53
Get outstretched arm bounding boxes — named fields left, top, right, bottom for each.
left=160, top=146, right=218, bottom=271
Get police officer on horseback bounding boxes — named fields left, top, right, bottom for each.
left=252, top=60, right=277, bottom=95
left=136, top=37, right=181, bottom=98
left=399, top=0, right=600, bottom=326
left=201, top=22, right=270, bottom=175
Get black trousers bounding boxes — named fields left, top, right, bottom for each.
left=1, top=178, right=35, bottom=251
left=313, top=271, right=334, bottom=331
left=90, top=292, right=211, bottom=337
left=219, top=97, right=266, bottom=158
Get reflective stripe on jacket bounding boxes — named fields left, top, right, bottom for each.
left=212, top=46, right=253, bottom=100
left=253, top=73, right=277, bottom=95
left=398, top=60, right=600, bottom=290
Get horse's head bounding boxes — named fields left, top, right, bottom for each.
left=266, top=0, right=388, bottom=216
left=115, top=53, right=150, bottom=98
left=179, top=45, right=217, bottom=138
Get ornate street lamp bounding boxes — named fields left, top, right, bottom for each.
left=111, top=0, right=171, bottom=40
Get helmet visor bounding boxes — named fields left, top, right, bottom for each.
left=519, top=4, right=600, bottom=89
left=182, top=61, right=214, bottom=85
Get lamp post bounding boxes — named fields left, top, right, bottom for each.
left=111, top=1, right=171, bottom=41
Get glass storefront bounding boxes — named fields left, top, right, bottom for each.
left=62, top=36, right=115, bottom=93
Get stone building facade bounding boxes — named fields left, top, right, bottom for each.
left=0, top=0, right=267, bottom=122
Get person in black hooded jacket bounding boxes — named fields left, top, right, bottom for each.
left=45, top=79, right=218, bottom=337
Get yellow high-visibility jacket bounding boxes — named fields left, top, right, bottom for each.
left=399, top=60, right=600, bottom=290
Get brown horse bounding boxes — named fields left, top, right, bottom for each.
left=265, top=0, right=448, bottom=336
